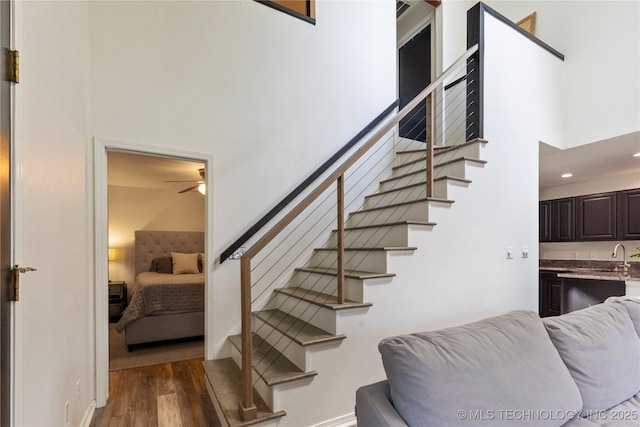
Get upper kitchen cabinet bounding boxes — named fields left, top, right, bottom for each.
left=539, top=201, right=551, bottom=241
left=576, top=192, right=617, bottom=241
left=618, top=188, right=640, bottom=240
left=541, top=188, right=639, bottom=242
left=539, top=198, right=575, bottom=242
left=551, top=198, right=575, bottom=241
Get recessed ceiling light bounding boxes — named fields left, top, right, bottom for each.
left=633, top=152, right=640, bottom=158
left=561, top=173, right=573, bottom=178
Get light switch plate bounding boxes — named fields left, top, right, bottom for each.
left=506, top=247, right=514, bottom=260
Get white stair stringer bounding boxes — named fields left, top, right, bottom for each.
left=205, top=138, right=491, bottom=427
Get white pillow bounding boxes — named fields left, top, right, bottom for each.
left=171, top=252, right=199, bottom=274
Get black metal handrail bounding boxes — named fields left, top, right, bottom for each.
left=220, top=100, right=399, bottom=263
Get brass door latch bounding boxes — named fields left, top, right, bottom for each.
left=10, top=265, right=37, bottom=301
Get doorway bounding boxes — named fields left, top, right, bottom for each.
left=398, top=24, right=431, bottom=142
left=106, top=151, right=206, bottom=370
left=94, top=139, right=214, bottom=407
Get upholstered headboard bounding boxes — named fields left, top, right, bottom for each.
left=134, top=230, right=205, bottom=276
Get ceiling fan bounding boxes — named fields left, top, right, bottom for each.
left=164, top=168, right=206, bottom=194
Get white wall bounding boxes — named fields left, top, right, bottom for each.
left=18, top=0, right=396, bottom=424
left=89, top=0, right=397, bottom=255
left=108, top=185, right=205, bottom=285
left=438, top=0, right=640, bottom=149
left=19, top=1, right=93, bottom=426
left=482, top=0, right=640, bottom=148
left=481, top=9, right=564, bottom=301
left=88, top=0, right=397, bottom=361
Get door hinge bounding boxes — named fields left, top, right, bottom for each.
left=9, top=50, right=19, bottom=84
left=10, top=265, right=36, bottom=301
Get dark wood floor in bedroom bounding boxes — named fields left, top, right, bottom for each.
left=90, top=358, right=221, bottom=427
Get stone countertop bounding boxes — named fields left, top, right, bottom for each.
left=539, top=260, right=640, bottom=281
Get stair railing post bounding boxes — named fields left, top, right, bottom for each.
left=426, top=93, right=435, bottom=198
left=337, top=175, right=345, bottom=304
left=239, top=256, right=257, bottom=421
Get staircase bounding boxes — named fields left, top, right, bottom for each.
left=203, top=136, right=488, bottom=427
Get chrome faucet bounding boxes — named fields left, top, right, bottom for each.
left=612, top=243, right=630, bottom=274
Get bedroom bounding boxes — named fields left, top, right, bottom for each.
left=107, top=151, right=206, bottom=370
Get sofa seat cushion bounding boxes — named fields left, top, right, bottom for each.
left=543, top=303, right=640, bottom=415
left=584, top=393, right=640, bottom=426
left=378, top=310, right=583, bottom=426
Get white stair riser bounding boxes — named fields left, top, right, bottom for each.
left=364, top=185, right=426, bottom=209
left=290, top=272, right=365, bottom=302
left=393, top=158, right=468, bottom=179
left=309, top=249, right=389, bottom=274
left=229, top=347, right=276, bottom=411
left=394, top=150, right=425, bottom=165
left=327, top=225, right=411, bottom=248
left=380, top=171, right=426, bottom=192
left=435, top=142, right=482, bottom=164
left=433, top=178, right=471, bottom=200
left=368, top=177, right=470, bottom=207
left=253, top=316, right=309, bottom=371
left=395, top=141, right=483, bottom=165
left=267, top=293, right=338, bottom=334
left=347, top=201, right=430, bottom=228
left=382, top=161, right=468, bottom=191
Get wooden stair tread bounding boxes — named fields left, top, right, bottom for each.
left=274, top=287, right=372, bottom=310
left=296, top=266, right=396, bottom=280
left=381, top=158, right=486, bottom=185
left=339, top=220, right=437, bottom=231
left=365, top=176, right=472, bottom=199
left=314, top=246, right=417, bottom=252
left=392, top=155, right=487, bottom=172
left=254, top=309, right=346, bottom=346
left=351, top=197, right=453, bottom=214
left=202, top=358, right=286, bottom=427
left=396, top=138, right=488, bottom=155
left=228, top=334, right=317, bottom=386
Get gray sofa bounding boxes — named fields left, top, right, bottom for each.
left=356, top=299, right=640, bottom=426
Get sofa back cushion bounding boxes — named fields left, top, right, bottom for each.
left=378, top=310, right=582, bottom=426
left=543, top=303, right=640, bottom=415
left=606, top=297, right=640, bottom=337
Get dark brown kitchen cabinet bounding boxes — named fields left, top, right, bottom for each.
left=539, top=272, right=563, bottom=317
left=539, top=198, right=574, bottom=242
left=539, top=201, right=551, bottom=241
left=551, top=198, right=575, bottom=241
left=618, top=188, right=640, bottom=240
left=576, top=193, right=617, bottom=240
left=540, top=188, right=639, bottom=242
left=539, top=272, right=625, bottom=317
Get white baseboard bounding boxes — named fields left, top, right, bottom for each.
left=309, top=413, right=356, bottom=427
left=80, top=401, right=96, bottom=427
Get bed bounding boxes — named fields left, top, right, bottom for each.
left=115, top=230, right=205, bottom=351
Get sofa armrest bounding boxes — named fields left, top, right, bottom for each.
left=356, top=380, right=408, bottom=427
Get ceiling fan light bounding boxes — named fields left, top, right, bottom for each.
left=197, top=183, right=206, bottom=195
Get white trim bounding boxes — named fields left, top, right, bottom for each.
left=309, top=413, right=356, bottom=427
left=93, top=138, right=215, bottom=406
left=10, top=0, right=24, bottom=425
left=79, top=402, right=96, bottom=427
left=397, top=13, right=432, bottom=49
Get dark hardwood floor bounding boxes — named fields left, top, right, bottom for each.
left=90, top=358, right=221, bottom=427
